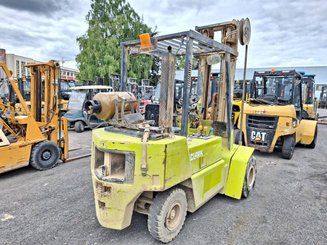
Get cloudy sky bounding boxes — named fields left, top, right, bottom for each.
left=0, top=0, right=326, bottom=69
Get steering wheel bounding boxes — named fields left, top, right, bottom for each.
left=189, top=94, right=199, bottom=105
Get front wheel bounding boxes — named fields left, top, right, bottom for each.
left=242, top=156, right=257, bottom=198
left=74, top=121, right=85, bottom=133
left=148, top=188, right=187, bottom=243
left=30, top=141, right=60, bottom=170
left=307, top=126, right=317, bottom=149
left=281, top=135, right=295, bottom=159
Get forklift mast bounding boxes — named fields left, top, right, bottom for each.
left=120, top=19, right=250, bottom=146
left=196, top=20, right=248, bottom=148
left=27, top=62, right=58, bottom=122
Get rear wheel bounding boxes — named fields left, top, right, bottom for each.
left=242, top=156, right=257, bottom=198
left=74, top=121, right=85, bottom=133
left=30, top=141, right=60, bottom=170
left=281, top=135, right=295, bottom=159
left=307, top=126, right=317, bottom=149
left=148, top=188, right=187, bottom=243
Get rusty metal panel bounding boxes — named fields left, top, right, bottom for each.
left=159, top=52, right=176, bottom=132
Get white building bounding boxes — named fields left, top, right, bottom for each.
left=5, top=53, right=39, bottom=78
left=60, top=66, right=79, bottom=81
left=0, top=49, right=79, bottom=81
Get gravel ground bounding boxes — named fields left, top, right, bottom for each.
left=0, top=126, right=326, bottom=245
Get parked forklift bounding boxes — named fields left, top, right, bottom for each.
left=237, top=69, right=318, bottom=159
left=0, top=61, right=68, bottom=174
left=17, top=76, right=31, bottom=101
left=319, top=85, right=327, bottom=108
left=138, top=84, right=154, bottom=114
left=233, top=79, right=250, bottom=126
left=127, top=78, right=138, bottom=97
left=15, top=76, right=72, bottom=116
left=301, top=73, right=317, bottom=120
left=86, top=18, right=257, bottom=243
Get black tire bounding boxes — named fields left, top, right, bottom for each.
left=30, top=141, right=60, bottom=170
left=242, top=156, right=257, bottom=198
left=281, top=135, right=295, bottom=159
left=307, top=126, right=317, bottom=149
left=234, top=129, right=241, bottom=145
left=74, top=121, right=85, bottom=133
left=148, top=188, right=187, bottom=243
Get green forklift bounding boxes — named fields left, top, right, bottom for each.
left=86, top=18, right=257, bottom=243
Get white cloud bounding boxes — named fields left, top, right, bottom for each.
left=129, top=0, right=327, bottom=68
left=0, top=0, right=89, bottom=69
left=0, top=0, right=326, bottom=70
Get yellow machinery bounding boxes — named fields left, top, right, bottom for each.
left=14, top=77, right=71, bottom=116
left=0, top=61, right=68, bottom=174
left=87, top=19, right=257, bottom=243
left=233, top=100, right=243, bottom=126
left=318, top=85, right=327, bottom=108
left=232, top=79, right=249, bottom=126
left=301, top=73, right=317, bottom=120
left=237, top=70, right=318, bottom=159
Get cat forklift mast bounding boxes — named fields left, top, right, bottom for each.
left=0, top=61, right=68, bottom=174
left=319, top=85, right=327, bottom=108
left=300, top=73, right=317, bottom=120
left=233, top=79, right=250, bottom=126
left=87, top=18, right=256, bottom=243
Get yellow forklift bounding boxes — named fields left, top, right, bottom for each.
left=233, top=79, right=250, bottom=126
left=86, top=19, right=257, bottom=243
left=301, top=73, right=318, bottom=120
left=237, top=69, right=318, bottom=159
left=15, top=76, right=71, bottom=116
left=0, top=61, right=68, bottom=174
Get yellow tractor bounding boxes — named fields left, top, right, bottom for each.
left=86, top=19, right=257, bottom=243
left=301, top=73, right=318, bottom=120
left=237, top=69, right=318, bottom=159
left=0, top=61, right=68, bottom=174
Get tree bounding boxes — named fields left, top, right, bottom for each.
left=76, top=0, right=153, bottom=84
left=176, top=56, right=198, bottom=71
left=149, top=56, right=160, bottom=86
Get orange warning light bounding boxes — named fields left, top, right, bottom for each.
left=139, top=33, right=153, bottom=49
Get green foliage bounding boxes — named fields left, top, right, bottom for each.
left=76, top=0, right=153, bottom=84
left=176, top=56, right=199, bottom=71
left=176, top=56, right=186, bottom=71
left=149, top=56, right=160, bottom=86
